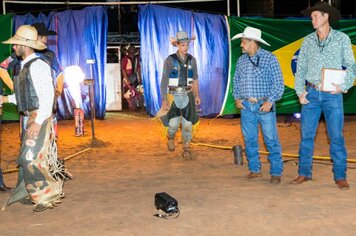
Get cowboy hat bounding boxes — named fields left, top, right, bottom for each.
left=231, top=26, right=270, bottom=46
left=2, top=25, right=46, bottom=50
left=170, top=31, right=196, bottom=47
left=32, top=22, right=57, bottom=36
left=303, top=1, right=341, bottom=24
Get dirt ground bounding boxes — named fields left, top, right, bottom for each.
left=1, top=112, right=356, bottom=236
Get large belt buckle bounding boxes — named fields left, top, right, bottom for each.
left=175, top=87, right=186, bottom=95
left=248, top=97, right=258, bottom=103
left=315, top=83, right=322, bottom=91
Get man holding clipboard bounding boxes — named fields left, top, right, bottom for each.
left=292, top=1, right=356, bottom=189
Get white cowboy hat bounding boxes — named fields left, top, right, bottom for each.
left=231, top=26, right=270, bottom=46
left=170, top=31, right=196, bottom=47
left=2, top=25, right=46, bottom=50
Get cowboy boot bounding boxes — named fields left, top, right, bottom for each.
left=167, top=137, right=175, bottom=152
left=182, top=141, right=192, bottom=160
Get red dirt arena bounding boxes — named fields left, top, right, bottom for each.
left=1, top=112, right=356, bottom=235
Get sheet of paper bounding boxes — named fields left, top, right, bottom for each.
left=322, top=68, right=346, bottom=92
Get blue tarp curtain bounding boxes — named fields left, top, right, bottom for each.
left=138, top=5, right=229, bottom=116
left=13, top=6, right=108, bottom=119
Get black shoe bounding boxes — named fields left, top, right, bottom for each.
left=0, top=184, right=12, bottom=192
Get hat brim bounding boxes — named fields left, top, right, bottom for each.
left=231, top=33, right=271, bottom=46
left=2, top=35, right=46, bottom=50
left=303, top=4, right=341, bottom=24
left=44, top=30, right=57, bottom=36
left=170, top=37, right=195, bottom=47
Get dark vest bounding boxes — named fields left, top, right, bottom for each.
left=14, top=58, right=42, bottom=113
left=168, top=54, right=194, bottom=88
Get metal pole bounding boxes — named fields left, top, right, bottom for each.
left=237, top=0, right=240, bottom=17
left=85, top=59, right=96, bottom=141
left=3, top=1, right=6, bottom=15
left=227, top=0, right=230, bottom=16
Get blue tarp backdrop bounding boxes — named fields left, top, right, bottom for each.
left=138, top=4, right=229, bottom=116
left=13, top=6, right=108, bottom=119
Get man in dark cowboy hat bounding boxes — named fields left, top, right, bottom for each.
left=32, top=22, right=63, bottom=139
left=160, top=31, right=201, bottom=160
left=2, top=25, right=65, bottom=211
left=291, top=1, right=356, bottom=189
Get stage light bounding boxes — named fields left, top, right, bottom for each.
left=293, top=113, right=301, bottom=119
left=154, top=192, right=180, bottom=219
left=64, top=66, right=85, bottom=109
left=64, top=66, right=85, bottom=136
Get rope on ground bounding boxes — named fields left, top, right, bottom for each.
left=1, top=147, right=93, bottom=175
left=207, top=114, right=221, bottom=125
left=63, top=147, right=92, bottom=161
left=191, top=142, right=356, bottom=163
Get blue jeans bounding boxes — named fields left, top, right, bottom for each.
left=298, top=88, right=347, bottom=180
left=168, top=117, right=192, bottom=142
left=240, top=100, right=283, bottom=176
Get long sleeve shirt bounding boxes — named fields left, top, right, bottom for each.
left=294, top=28, right=356, bottom=96
left=21, top=53, right=54, bottom=125
left=232, top=48, right=284, bottom=103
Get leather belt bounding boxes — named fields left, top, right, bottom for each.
left=245, top=97, right=267, bottom=104
left=169, top=86, right=191, bottom=94
left=306, top=82, right=321, bottom=91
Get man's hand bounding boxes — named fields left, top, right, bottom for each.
left=235, top=99, right=245, bottom=109
left=259, top=101, right=273, bottom=112
left=330, top=83, right=342, bottom=94
left=27, top=122, right=41, bottom=139
left=162, top=100, right=170, bottom=111
left=298, top=91, right=309, bottom=104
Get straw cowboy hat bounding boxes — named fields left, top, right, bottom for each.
left=231, top=26, right=270, bottom=46
left=32, top=22, right=57, bottom=36
left=303, top=1, right=341, bottom=24
left=2, top=25, right=46, bottom=50
left=170, top=31, right=196, bottom=47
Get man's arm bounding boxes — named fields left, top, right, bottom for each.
left=267, top=54, right=284, bottom=103
left=121, top=57, right=129, bottom=86
left=30, top=61, right=54, bottom=125
left=340, top=35, right=356, bottom=93
left=0, top=68, right=14, bottom=91
left=232, top=61, right=244, bottom=109
left=294, top=39, right=309, bottom=97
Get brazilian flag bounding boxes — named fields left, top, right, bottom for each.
left=221, top=17, right=356, bottom=115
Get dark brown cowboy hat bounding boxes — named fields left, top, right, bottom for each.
left=31, top=22, right=57, bottom=36
left=303, top=1, right=341, bottom=24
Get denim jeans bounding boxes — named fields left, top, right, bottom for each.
left=240, top=100, right=283, bottom=176
left=298, top=88, right=347, bottom=180
left=168, top=116, right=192, bottom=142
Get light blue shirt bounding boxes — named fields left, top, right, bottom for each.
left=295, top=28, right=356, bottom=96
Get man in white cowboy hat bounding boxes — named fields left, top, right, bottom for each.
left=232, top=26, right=284, bottom=184
left=160, top=31, right=201, bottom=160
left=291, top=1, right=356, bottom=189
left=1, top=25, right=65, bottom=212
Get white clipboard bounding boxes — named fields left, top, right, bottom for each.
left=321, top=68, right=346, bottom=92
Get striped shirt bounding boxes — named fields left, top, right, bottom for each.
left=294, top=28, right=356, bottom=96
left=233, top=48, right=284, bottom=103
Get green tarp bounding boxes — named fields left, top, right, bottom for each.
left=0, top=14, right=18, bottom=121
left=221, top=17, right=356, bottom=115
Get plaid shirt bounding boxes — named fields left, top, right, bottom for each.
left=232, top=48, right=284, bottom=103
